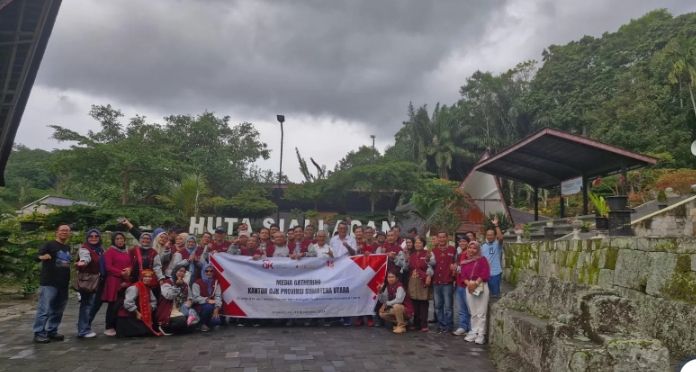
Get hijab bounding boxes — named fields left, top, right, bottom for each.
left=201, top=264, right=215, bottom=294
left=139, top=232, right=153, bottom=249
left=153, top=231, right=169, bottom=254
left=186, top=236, right=197, bottom=254
left=84, top=228, right=105, bottom=275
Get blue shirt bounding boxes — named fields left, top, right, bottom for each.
left=481, top=240, right=502, bottom=276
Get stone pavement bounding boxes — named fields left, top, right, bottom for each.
left=0, top=299, right=496, bottom=372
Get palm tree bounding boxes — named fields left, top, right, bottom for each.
left=157, top=175, right=211, bottom=220
left=426, top=105, right=476, bottom=179
left=665, top=37, right=696, bottom=118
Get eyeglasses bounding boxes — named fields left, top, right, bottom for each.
left=88, top=234, right=99, bottom=238
left=205, top=270, right=214, bottom=273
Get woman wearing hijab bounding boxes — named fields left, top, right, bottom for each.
left=457, top=240, right=490, bottom=344
left=191, top=265, right=222, bottom=332
left=75, top=228, right=105, bottom=338
left=407, top=236, right=432, bottom=332
left=157, top=264, right=198, bottom=335
left=169, top=234, right=204, bottom=283
left=128, top=232, right=165, bottom=283
left=101, top=232, right=131, bottom=336
left=116, top=269, right=160, bottom=337
left=153, top=230, right=172, bottom=275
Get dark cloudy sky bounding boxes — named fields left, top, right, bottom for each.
left=17, top=0, right=696, bottom=180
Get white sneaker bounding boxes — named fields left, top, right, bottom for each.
left=81, top=331, right=97, bottom=338
left=464, top=332, right=477, bottom=342
left=475, top=335, right=486, bottom=344
left=452, top=328, right=467, bottom=336
left=103, top=329, right=116, bottom=336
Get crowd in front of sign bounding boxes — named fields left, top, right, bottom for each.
left=31, top=217, right=503, bottom=346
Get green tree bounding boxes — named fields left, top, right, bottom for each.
left=50, top=105, right=172, bottom=205
left=163, top=112, right=270, bottom=198
left=665, top=36, right=696, bottom=119
left=335, top=145, right=381, bottom=171
left=340, top=160, right=423, bottom=213
left=228, top=188, right=277, bottom=218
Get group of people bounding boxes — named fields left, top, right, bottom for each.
left=31, top=217, right=503, bottom=345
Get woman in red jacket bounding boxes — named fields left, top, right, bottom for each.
left=407, top=236, right=432, bottom=332
left=101, top=232, right=131, bottom=336
left=457, top=240, right=490, bottom=344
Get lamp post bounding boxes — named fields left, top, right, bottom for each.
left=370, top=134, right=375, bottom=150
left=276, top=114, right=285, bottom=222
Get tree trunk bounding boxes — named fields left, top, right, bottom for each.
left=121, top=171, right=130, bottom=205
left=688, top=83, right=696, bottom=119
left=194, top=173, right=201, bottom=218
left=370, top=194, right=376, bottom=213
left=440, top=167, right=449, bottom=180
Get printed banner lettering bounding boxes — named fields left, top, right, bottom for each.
left=210, top=254, right=388, bottom=318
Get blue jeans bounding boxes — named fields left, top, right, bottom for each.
left=77, top=290, right=98, bottom=336
left=455, top=286, right=470, bottom=331
left=433, top=284, right=453, bottom=331
left=88, top=282, right=104, bottom=324
left=33, top=286, right=69, bottom=337
left=199, top=303, right=220, bottom=327
left=489, top=274, right=502, bottom=297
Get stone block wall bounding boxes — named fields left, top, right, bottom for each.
left=496, top=237, right=696, bottom=365
left=632, top=197, right=696, bottom=237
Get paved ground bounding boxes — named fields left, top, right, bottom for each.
left=0, top=297, right=496, bottom=372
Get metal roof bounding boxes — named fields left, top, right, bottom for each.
left=474, top=128, right=658, bottom=189
left=0, top=0, right=61, bottom=185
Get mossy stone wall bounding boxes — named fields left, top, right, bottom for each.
left=502, top=237, right=696, bottom=359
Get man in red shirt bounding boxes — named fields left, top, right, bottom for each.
left=303, top=224, right=316, bottom=243
left=429, top=231, right=456, bottom=333
left=210, top=226, right=231, bottom=253
left=382, top=230, right=403, bottom=275
left=288, top=226, right=310, bottom=259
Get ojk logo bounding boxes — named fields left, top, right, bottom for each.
left=262, top=260, right=274, bottom=270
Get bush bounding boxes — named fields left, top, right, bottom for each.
left=655, top=169, right=696, bottom=195
left=44, top=205, right=176, bottom=231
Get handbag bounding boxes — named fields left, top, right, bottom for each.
left=472, top=282, right=484, bottom=296
left=75, top=271, right=100, bottom=293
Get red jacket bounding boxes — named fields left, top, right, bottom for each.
left=431, top=245, right=456, bottom=285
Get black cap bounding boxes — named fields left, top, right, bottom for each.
left=214, top=226, right=226, bottom=233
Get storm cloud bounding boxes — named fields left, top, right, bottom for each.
left=17, top=0, right=696, bottom=180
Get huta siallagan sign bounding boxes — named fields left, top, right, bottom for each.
left=189, top=216, right=396, bottom=235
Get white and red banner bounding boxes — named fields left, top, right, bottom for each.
left=210, top=254, right=387, bottom=318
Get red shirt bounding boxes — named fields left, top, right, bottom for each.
left=358, top=241, right=375, bottom=254
left=457, top=257, right=491, bottom=287
left=431, top=245, right=456, bottom=285
left=288, top=239, right=311, bottom=255
left=259, top=240, right=275, bottom=257
left=210, top=240, right=231, bottom=253
left=408, top=250, right=429, bottom=283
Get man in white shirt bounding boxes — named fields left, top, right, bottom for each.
left=271, top=232, right=289, bottom=257
left=329, top=222, right=357, bottom=258
left=307, top=230, right=332, bottom=258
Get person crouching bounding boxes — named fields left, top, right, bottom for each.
left=191, top=265, right=222, bottom=332
left=116, top=269, right=160, bottom=337
left=378, top=272, right=414, bottom=334
left=157, top=264, right=199, bottom=335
